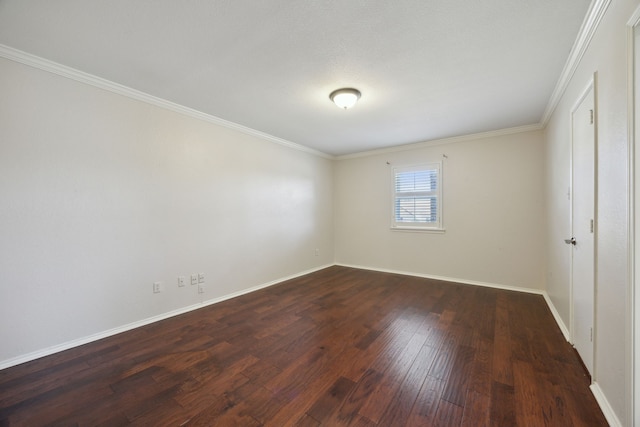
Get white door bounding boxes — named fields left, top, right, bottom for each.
left=570, top=82, right=596, bottom=376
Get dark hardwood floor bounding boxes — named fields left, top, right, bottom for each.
left=0, top=266, right=607, bottom=426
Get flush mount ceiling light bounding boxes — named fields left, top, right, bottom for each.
left=329, top=88, right=361, bottom=109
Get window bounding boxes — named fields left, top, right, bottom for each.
left=392, top=163, right=443, bottom=230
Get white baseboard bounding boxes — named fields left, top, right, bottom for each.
left=591, top=382, right=623, bottom=427
left=335, top=263, right=545, bottom=295
left=542, top=291, right=571, bottom=342
left=198, top=263, right=333, bottom=308
left=2, top=262, right=623, bottom=427
left=338, top=264, right=574, bottom=345
left=337, top=264, right=625, bottom=425
left=0, top=264, right=333, bottom=370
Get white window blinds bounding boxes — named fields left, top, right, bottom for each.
left=392, top=163, right=442, bottom=230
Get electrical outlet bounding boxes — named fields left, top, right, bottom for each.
left=153, top=282, right=161, bottom=293
left=315, top=248, right=319, bottom=256
left=198, top=273, right=205, bottom=283
left=178, top=276, right=185, bottom=287
left=198, top=284, right=204, bottom=294
left=190, top=274, right=198, bottom=285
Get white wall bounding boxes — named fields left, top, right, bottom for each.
left=544, top=0, right=637, bottom=424
left=0, top=57, right=334, bottom=366
left=334, top=130, right=545, bottom=291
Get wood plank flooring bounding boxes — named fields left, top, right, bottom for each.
left=0, top=266, right=608, bottom=426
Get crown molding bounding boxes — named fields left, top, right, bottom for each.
left=540, top=0, right=611, bottom=125
left=335, top=123, right=543, bottom=160
left=0, top=44, right=333, bottom=160
left=1, top=0, right=612, bottom=164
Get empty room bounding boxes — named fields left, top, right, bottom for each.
left=0, top=0, right=638, bottom=426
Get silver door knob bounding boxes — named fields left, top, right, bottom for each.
left=564, top=237, right=576, bottom=245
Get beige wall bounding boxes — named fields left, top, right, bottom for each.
left=0, top=57, right=334, bottom=366
left=334, top=129, right=546, bottom=291
left=544, top=0, right=638, bottom=424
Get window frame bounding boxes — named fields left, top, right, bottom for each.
left=390, top=162, right=444, bottom=232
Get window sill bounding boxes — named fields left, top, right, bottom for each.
left=390, top=226, right=446, bottom=234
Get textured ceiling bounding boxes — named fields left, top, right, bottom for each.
left=0, top=0, right=592, bottom=156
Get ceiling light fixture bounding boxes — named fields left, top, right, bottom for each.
left=329, top=88, right=361, bottom=109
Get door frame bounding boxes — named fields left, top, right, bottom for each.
left=569, top=75, right=598, bottom=378
left=627, top=7, right=640, bottom=426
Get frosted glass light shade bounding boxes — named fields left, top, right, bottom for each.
left=329, top=88, right=361, bottom=109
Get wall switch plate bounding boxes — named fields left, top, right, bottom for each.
left=190, top=274, right=198, bottom=285
left=153, top=282, right=161, bottom=293
left=178, top=276, right=185, bottom=287
left=198, top=284, right=204, bottom=294
left=198, top=273, right=205, bottom=283
left=315, top=248, right=319, bottom=256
